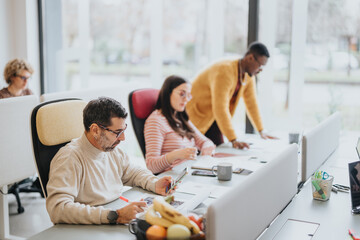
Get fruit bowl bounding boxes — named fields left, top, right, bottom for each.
left=129, top=219, right=205, bottom=240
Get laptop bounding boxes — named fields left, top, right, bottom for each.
left=205, top=144, right=298, bottom=240
left=349, top=137, right=360, bottom=214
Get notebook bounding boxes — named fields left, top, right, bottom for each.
left=349, top=137, right=360, bottom=214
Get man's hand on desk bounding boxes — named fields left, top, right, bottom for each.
left=116, top=201, right=147, bottom=224
left=115, top=175, right=173, bottom=224
left=155, top=176, right=175, bottom=196
left=231, top=139, right=250, bottom=149
left=259, top=131, right=278, bottom=140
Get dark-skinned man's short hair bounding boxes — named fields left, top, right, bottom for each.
left=83, top=97, right=128, bottom=131
left=246, top=42, right=270, bottom=58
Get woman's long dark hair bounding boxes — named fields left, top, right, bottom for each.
left=155, top=75, right=195, bottom=140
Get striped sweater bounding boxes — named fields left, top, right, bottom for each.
left=144, top=110, right=215, bottom=174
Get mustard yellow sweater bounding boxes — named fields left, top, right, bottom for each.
left=187, top=59, right=263, bottom=142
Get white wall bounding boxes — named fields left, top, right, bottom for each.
left=0, top=0, right=40, bottom=95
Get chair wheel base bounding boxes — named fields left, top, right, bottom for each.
left=17, top=206, right=25, bottom=214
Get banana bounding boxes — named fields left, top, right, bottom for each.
left=145, top=205, right=175, bottom=228
left=164, top=195, right=174, bottom=204
left=153, top=196, right=200, bottom=234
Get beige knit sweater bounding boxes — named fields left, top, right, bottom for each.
left=46, top=133, right=158, bottom=224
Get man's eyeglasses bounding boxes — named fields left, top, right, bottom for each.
left=16, top=75, right=31, bottom=81
left=97, top=123, right=127, bottom=138
left=253, top=55, right=264, bottom=69
left=175, top=90, right=192, bottom=100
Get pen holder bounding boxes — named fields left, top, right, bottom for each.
left=311, top=175, right=334, bottom=201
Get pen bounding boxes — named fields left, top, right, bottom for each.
left=119, top=196, right=129, bottom=203
left=349, top=229, right=360, bottom=240
left=333, top=183, right=350, bottom=190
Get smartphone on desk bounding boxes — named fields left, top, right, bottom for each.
left=166, top=167, right=189, bottom=193
left=192, top=170, right=216, bottom=177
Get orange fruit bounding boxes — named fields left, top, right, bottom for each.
left=146, top=225, right=167, bottom=240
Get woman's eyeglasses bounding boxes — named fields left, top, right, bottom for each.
left=175, top=90, right=192, bottom=100
left=97, top=123, right=127, bottom=138
left=16, top=75, right=31, bottom=81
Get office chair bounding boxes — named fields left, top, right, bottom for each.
left=31, top=98, right=87, bottom=198
left=128, top=89, right=159, bottom=157
left=7, top=177, right=43, bottom=214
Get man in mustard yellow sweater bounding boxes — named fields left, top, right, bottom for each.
left=187, top=42, right=276, bottom=149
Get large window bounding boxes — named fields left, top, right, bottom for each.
left=41, top=1, right=360, bottom=137
left=271, top=0, right=293, bottom=120
left=162, top=0, right=207, bottom=79
left=224, top=0, right=248, bottom=56
left=42, top=0, right=152, bottom=92
left=305, top=0, right=360, bottom=131
left=42, top=0, right=221, bottom=92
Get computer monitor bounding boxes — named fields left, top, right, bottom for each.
left=301, top=112, right=341, bottom=184
left=349, top=160, right=360, bottom=214
left=205, top=144, right=298, bottom=240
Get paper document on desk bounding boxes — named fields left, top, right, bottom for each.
left=140, top=190, right=210, bottom=213
left=121, top=186, right=132, bottom=193
left=176, top=181, right=231, bottom=199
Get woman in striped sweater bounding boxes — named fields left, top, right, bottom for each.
left=144, top=75, right=216, bottom=174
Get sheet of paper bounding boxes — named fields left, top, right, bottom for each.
left=176, top=181, right=231, bottom=199
left=139, top=190, right=210, bottom=214
left=121, top=186, right=132, bottom=193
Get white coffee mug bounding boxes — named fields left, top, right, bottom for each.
left=212, top=162, right=233, bottom=181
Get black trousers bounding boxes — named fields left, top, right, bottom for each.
left=205, top=121, right=224, bottom=146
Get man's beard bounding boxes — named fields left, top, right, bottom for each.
left=99, top=132, right=120, bottom=152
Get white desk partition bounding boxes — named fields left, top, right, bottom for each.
left=205, top=144, right=298, bottom=240
left=301, top=112, right=341, bottom=183
left=0, top=95, right=39, bottom=240
left=0, top=95, right=39, bottom=186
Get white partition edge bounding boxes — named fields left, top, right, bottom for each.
left=301, top=112, right=341, bottom=183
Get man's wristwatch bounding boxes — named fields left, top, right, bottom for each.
left=107, top=210, right=118, bottom=225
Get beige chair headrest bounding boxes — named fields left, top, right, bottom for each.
left=36, top=100, right=87, bottom=146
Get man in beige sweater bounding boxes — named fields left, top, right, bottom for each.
left=46, top=97, right=173, bottom=225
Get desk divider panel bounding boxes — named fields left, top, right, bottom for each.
left=206, top=144, right=298, bottom=240
left=0, top=95, right=39, bottom=186
left=301, top=112, right=341, bottom=183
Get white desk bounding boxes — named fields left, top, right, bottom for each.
left=28, top=136, right=290, bottom=240
left=259, top=131, right=360, bottom=239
